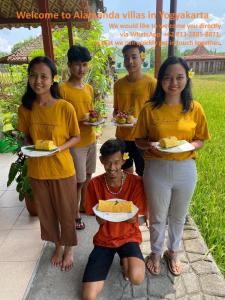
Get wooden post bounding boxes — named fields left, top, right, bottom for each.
left=36, top=0, right=54, bottom=60
left=154, top=0, right=163, bottom=78
left=67, top=20, right=74, bottom=48
left=168, top=0, right=177, bottom=57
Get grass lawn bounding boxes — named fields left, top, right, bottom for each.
left=190, top=74, right=225, bottom=276
left=116, top=72, right=225, bottom=275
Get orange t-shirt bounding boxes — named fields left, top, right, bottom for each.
left=85, top=172, right=146, bottom=248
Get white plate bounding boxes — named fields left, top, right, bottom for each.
left=92, top=199, right=139, bottom=222
left=21, top=145, right=59, bottom=157
left=111, top=118, right=137, bottom=127
left=155, top=140, right=195, bottom=153
left=83, top=119, right=105, bottom=126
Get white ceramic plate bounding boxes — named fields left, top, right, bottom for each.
left=111, top=118, right=137, bottom=127
left=83, top=119, right=105, bottom=126
left=21, top=145, right=59, bottom=157
left=92, top=199, right=139, bottom=222
left=155, top=140, right=195, bottom=153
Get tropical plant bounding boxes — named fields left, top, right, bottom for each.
left=7, top=152, right=32, bottom=201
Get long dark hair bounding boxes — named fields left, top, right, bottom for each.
left=22, top=56, right=61, bottom=110
left=151, top=56, right=193, bottom=112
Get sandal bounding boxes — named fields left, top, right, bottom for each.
left=75, top=218, right=85, bottom=230
left=163, top=250, right=182, bottom=276
left=145, top=252, right=161, bottom=275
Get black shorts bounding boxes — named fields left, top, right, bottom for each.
left=122, top=141, right=144, bottom=176
left=82, top=242, right=144, bottom=282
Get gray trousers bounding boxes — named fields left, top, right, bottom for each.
left=143, top=159, right=197, bottom=255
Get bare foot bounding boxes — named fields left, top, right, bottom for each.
left=61, top=246, right=74, bottom=271
left=51, top=243, right=63, bottom=267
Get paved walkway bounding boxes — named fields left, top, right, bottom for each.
left=24, top=213, right=225, bottom=300
left=0, top=153, right=44, bottom=300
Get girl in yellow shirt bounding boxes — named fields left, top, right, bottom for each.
left=18, top=56, right=80, bottom=272
left=135, top=56, right=209, bottom=276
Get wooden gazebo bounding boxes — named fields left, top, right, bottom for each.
left=184, top=45, right=225, bottom=74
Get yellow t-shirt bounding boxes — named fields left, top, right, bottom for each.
left=18, top=99, right=80, bottom=179
left=59, top=82, right=96, bottom=148
left=134, top=101, right=209, bottom=160
left=114, top=74, right=156, bottom=141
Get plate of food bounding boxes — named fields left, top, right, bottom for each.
left=83, top=119, right=105, bottom=126
left=82, top=110, right=105, bottom=126
left=21, top=140, right=59, bottom=157
left=155, top=136, right=195, bottom=153
left=93, top=199, right=139, bottom=222
left=112, top=112, right=137, bottom=127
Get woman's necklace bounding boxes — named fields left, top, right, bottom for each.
left=104, top=171, right=126, bottom=195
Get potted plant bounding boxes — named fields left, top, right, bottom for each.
left=7, top=151, right=37, bottom=216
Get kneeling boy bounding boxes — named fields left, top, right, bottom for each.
left=82, top=139, right=147, bottom=300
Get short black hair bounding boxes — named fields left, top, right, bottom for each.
left=100, top=139, right=126, bottom=157
left=151, top=56, right=193, bottom=112
left=67, top=45, right=91, bottom=63
left=122, top=41, right=145, bottom=55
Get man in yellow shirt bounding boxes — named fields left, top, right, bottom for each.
left=113, top=41, right=156, bottom=176
left=60, top=45, right=96, bottom=230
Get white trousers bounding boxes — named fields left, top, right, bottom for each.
left=143, top=159, right=197, bottom=255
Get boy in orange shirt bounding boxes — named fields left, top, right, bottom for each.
left=60, top=45, right=96, bottom=230
left=82, top=139, right=146, bottom=300
left=113, top=41, right=156, bottom=176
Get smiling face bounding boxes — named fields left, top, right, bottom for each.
left=100, top=151, right=125, bottom=180
left=68, top=60, right=88, bottom=80
left=123, top=47, right=143, bottom=74
left=162, top=63, right=187, bottom=101
left=28, top=62, right=53, bottom=96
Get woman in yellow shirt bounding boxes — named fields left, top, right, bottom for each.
left=18, top=56, right=80, bottom=272
left=135, top=56, right=209, bottom=276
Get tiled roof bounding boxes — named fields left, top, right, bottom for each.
left=184, top=45, right=225, bottom=61
left=0, top=36, right=42, bottom=64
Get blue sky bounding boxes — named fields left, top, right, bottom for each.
left=0, top=0, right=224, bottom=53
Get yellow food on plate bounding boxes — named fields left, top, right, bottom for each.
left=116, top=117, right=126, bottom=124
left=83, top=112, right=90, bottom=120
left=126, top=115, right=135, bottom=124
left=98, top=200, right=133, bottom=213
left=35, top=140, right=56, bottom=151
left=159, top=136, right=178, bottom=148
left=89, top=117, right=98, bottom=123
